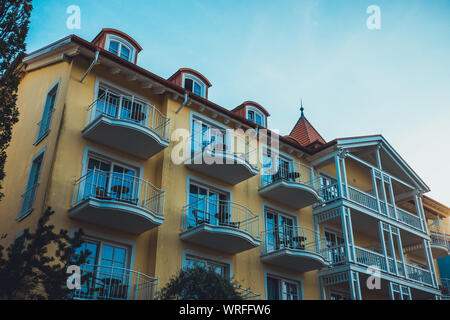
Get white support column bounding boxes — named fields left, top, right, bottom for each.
left=395, top=228, right=407, bottom=277
left=354, top=271, right=362, bottom=300
left=318, top=277, right=326, bottom=300
left=345, top=208, right=356, bottom=262
left=378, top=221, right=389, bottom=271
left=340, top=157, right=349, bottom=199
left=348, top=271, right=356, bottom=300
left=334, top=154, right=343, bottom=199
left=371, top=168, right=380, bottom=212
left=387, top=226, right=399, bottom=275
left=340, top=207, right=352, bottom=263
left=416, top=193, right=428, bottom=233
left=389, top=282, right=395, bottom=300
left=387, top=177, right=398, bottom=219
left=423, top=239, right=438, bottom=288
left=310, top=167, right=316, bottom=189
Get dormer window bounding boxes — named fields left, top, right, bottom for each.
left=183, top=74, right=206, bottom=98
left=105, top=34, right=136, bottom=62
left=247, top=106, right=266, bottom=127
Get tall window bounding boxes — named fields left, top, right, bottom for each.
left=261, top=147, right=292, bottom=186
left=265, top=208, right=297, bottom=251
left=36, top=84, right=58, bottom=143
left=267, top=275, right=300, bottom=300
left=184, top=75, right=206, bottom=98
left=187, top=182, right=230, bottom=228
left=73, top=238, right=130, bottom=300
left=83, top=155, right=139, bottom=204
left=191, top=119, right=227, bottom=157
left=19, top=152, right=44, bottom=218
left=324, top=229, right=345, bottom=263
left=94, top=85, right=148, bottom=125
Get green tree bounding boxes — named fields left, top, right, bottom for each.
left=0, top=207, right=89, bottom=300
left=158, top=265, right=244, bottom=300
left=0, top=0, right=33, bottom=200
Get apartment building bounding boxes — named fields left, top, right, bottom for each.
left=0, top=28, right=448, bottom=300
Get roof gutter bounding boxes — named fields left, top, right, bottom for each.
left=80, top=50, right=99, bottom=83
left=175, top=93, right=189, bottom=114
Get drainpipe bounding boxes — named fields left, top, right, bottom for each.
left=175, top=93, right=189, bottom=114
left=80, top=50, right=99, bottom=83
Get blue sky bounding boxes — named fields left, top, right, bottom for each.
left=27, top=0, right=450, bottom=205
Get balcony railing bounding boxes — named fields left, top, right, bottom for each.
left=260, top=161, right=318, bottom=191
left=350, top=245, right=433, bottom=286
left=187, top=126, right=258, bottom=170
left=430, top=232, right=449, bottom=248
left=261, top=225, right=326, bottom=257
left=71, top=264, right=157, bottom=300
left=181, top=196, right=260, bottom=240
left=86, top=91, right=170, bottom=141
left=396, top=207, right=422, bottom=230
left=35, top=110, right=53, bottom=143
left=441, top=278, right=450, bottom=298
left=319, top=184, right=423, bottom=232
left=71, top=169, right=165, bottom=217
left=19, top=183, right=39, bottom=219
left=405, top=263, right=433, bottom=286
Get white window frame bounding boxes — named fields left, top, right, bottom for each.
left=246, top=105, right=266, bottom=127
left=182, top=73, right=206, bottom=98
left=105, top=34, right=136, bottom=62
left=182, top=249, right=233, bottom=280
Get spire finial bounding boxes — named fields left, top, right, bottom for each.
left=300, top=99, right=304, bottom=117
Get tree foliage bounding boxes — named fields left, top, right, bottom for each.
left=158, top=265, right=244, bottom=300
left=0, top=0, right=33, bottom=200
left=0, top=207, right=89, bottom=299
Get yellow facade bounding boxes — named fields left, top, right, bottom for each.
left=0, top=30, right=448, bottom=300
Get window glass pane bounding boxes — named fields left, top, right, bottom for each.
left=255, top=113, right=262, bottom=126
left=120, top=45, right=130, bottom=60
left=248, top=111, right=254, bottom=121
left=193, top=82, right=202, bottom=96
left=267, top=277, right=279, bottom=300
left=185, top=79, right=193, bottom=92
left=108, top=41, right=119, bottom=55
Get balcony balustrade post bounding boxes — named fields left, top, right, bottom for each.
left=423, top=239, right=438, bottom=288
left=340, top=207, right=354, bottom=263
left=395, top=228, right=407, bottom=277
left=378, top=221, right=389, bottom=272
left=387, top=226, right=399, bottom=275
left=370, top=168, right=380, bottom=212
left=334, top=154, right=343, bottom=199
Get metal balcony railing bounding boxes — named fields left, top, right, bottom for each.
left=181, top=196, right=260, bottom=240
left=71, top=169, right=165, bottom=217
left=261, top=225, right=327, bottom=258
left=86, top=91, right=170, bottom=141
left=430, top=232, right=449, bottom=249
left=187, top=126, right=258, bottom=170
left=260, top=161, right=319, bottom=191
left=71, top=264, right=157, bottom=300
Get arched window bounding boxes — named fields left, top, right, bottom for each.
left=183, top=73, right=206, bottom=98
left=105, top=34, right=136, bottom=62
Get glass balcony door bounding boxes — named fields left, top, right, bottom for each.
left=265, top=210, right=295, bottom=251
left=188, top=183, right=229, bottom=228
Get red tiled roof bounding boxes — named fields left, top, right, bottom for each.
left=289, top=115, right=326, bottom=147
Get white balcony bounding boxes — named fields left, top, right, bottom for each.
left=259, top=162, right=321, bottom=209
left=260, top=226, right=329, bottom=272
left=71, top=264, right=157, bottom=300
left=69, top=169, right=165, bottom=234
left=83, top=92, right=170, bottom=159
left=180, top=197, right=260, bottom=254
left=184, top=128, right=258, bottom=185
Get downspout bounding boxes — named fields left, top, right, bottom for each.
left=175, top=93, right=189, bottom=114
left=80, top=50, right=99, bottom=83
